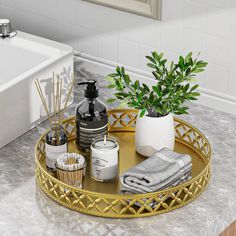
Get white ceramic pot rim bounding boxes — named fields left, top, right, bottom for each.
left=139, top=112, right=172, bottom=120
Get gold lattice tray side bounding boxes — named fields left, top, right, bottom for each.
left=35, top=109, right=211, bottom=218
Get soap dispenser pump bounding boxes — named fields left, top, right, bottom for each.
left=75, top=80, right=108, bottom=152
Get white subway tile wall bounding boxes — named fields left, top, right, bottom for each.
left=118, top=39, right=139, bottom=68
left=207, top=4, right=231, bottom=38
left=182, top=0, right=207, bottom=32
left=205, top=63, right=228, bottom=93
left=161, top=23, right=183, bottom=53
left=206, top=34, right=229, bottom=66
left=229, top=67, right=236, bottom=97
left=231, top=11, right=236, bottom=41
left=230, top=40, right=236, bottom=68
left=0, top=0, right=236, bottom=99
left=98, top=33, right=118, bottom=62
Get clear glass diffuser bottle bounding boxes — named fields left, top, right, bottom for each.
left=45, top=122, right=68, bottom=173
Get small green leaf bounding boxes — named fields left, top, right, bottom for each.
left=179, top=56, right=185, bottom=68
left=180, top=106, right=189, bottom=111
left=140, top=109, right=146, bottom=117
left=191, top=92, right=200, bottom=96
left=121, top=66, right=125, bottom=76
left=119, top=100, right=129, bottom=108
left=107, top=84, right=116, bottom=89
left=116, top=66, right=122, bottom=76
left=161, top=59, right=167, bottom=65
left=192, top=68, right=204, bottom=73
left=115, top=92, right=128, bottom=97
left=188, top=96, right=198, bottom=101
left=147, top=63, right=156, bottom=69
left=185, top=52, right=192, bottom=62
left=152, top=85, right=161, bottom=96
left=152, top=51, right=160, bottom=61
left=107, top=73, right=118, bottom=78
left=107, top=98, right=116, bottom=103
left=159, top=52, right=164, bottom=59
left=142, top=83, right=150, bottom=92
left=124, top=74, right=131, bottom=85
left=145, top=55, right=156, bottom=64
left=190, top=84, right=199, bottom=92
left=133, top=80, right=140, bottom=90
left=117, top=78, right=124, bottom=90
left=155, top=107, right=163, bottom=115
left=105, top=76, right=115, bottom=83
left=196, top=61, right=208, bottom=68
left=183, top=84, right=190, bottom=93
left=152, top=71, right=160, bottom=80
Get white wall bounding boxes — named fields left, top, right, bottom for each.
left=0, top=0, right=236, bottom=113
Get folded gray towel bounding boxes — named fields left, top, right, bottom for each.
left=120, top=148, right=192, bottom=194
left=121, top=172, right=192, bottom=194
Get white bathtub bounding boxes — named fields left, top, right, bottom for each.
left=0, top=31, right=73, bottom=149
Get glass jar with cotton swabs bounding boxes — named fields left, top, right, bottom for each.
left=56, top=153, right=86, bottom=189
left=34, top=73, right=74, bottom=174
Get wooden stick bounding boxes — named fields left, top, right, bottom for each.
left=35, top=79, right=49, bottom=117
left=35, top=81, right=48, bottom=118
left=35, top=79, right=53, bottom=126
left=58, top=76, right=63, bottom=125
left=60, top=74, right=75, bottom=119
left=52, top=73, right=56, bottom=125
left=56, top=76, right=60, bottom=123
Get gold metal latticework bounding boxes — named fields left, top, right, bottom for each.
left=35, top=109, right=211, bottom=218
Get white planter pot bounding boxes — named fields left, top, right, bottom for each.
left=135, top=112, right=175, bottom=157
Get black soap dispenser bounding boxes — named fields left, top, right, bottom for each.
left=76, top=80, right=108, bottom=152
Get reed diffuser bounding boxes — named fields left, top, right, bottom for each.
left=35, top=73, right=74, bottom=173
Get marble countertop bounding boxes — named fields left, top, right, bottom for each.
left=1, top=67, right=236, bottom=236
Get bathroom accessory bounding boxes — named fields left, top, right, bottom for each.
left=76, top=80, right=108, bottom=152
left=120, top=148, right=192, bottom=194
left=0, top=19, right=16, bottom=38
left=45, top=122, right=68, bottom=173
left=35, top=109, right=211, bottom=218
left=35, top=75, right=75, bottom=173
left=106, top=52, right=207, bottom=156
left=91, top=135, right=119, bottom=181
left=0, top=30, right=73, bottom=149
left=135, top=112, right=175, bottom=156
left=56, top=153, right=86, bottom=188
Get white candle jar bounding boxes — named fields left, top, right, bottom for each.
left=90, top=136, right=119, bottom=182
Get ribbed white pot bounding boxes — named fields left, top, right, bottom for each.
left=135, top=112, right=175, bottom=157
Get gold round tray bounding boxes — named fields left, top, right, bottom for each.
left=35, top=109, right=211, bottom=218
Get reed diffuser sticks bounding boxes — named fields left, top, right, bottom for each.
left=60, top=77, right=75, bottom=121
left=34, top=73, right=75, bottom=126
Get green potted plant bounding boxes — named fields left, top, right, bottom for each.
left=106, top=51, right=208, bottom=156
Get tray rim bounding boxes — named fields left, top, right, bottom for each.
left=35, top=109, right=211, bottom=218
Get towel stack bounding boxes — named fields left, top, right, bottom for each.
left=120, top=148, right=192, bottom=194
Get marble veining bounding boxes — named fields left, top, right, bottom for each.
left=0, top=61, right=236, bottom=236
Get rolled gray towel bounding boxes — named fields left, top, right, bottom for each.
left=120, top=148, right=192, bottom=194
